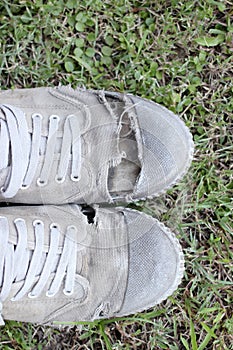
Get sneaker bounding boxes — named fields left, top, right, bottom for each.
left=0, top=205, right=184, bottom=325
left=0, top=86, right=193, bottom=204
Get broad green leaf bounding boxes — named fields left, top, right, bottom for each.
left=195, top=35, right=225, bottom=47
left=66, top=0, right=77, bottom=9
left=64, top=60, right=74, bottom=72
left=207, top=0, right=226, bottom=12
left=74, top=48, right=83, bottom=58
left=199, top=51, right=207, bottom=62
left=105, top=35, right=114, bottom=46
left=87, top=33, right=96, bottom=41
left=75, top=22, right=85, bottom=32
left=101, top=46, right=112, bottom=56
left=75, top=38, right=85, bottom=47
left=76, top=12, right=87, bottom=23
left=101, top=56, right=113, bottom=65
left=85, top=47, right=95, bottom=58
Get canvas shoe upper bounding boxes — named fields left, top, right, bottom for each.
left=0, top=86, right=193, bottom=204
left=0, top=205, right=184, bottom=325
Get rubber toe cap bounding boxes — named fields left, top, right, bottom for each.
left=119, top=209, right=184, bottom=315
left=129, top=95, right=194, bottom=199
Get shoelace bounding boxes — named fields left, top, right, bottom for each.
left=0, top=104, right=82, bottom=198
left=0, top=216, right=90, bottom=325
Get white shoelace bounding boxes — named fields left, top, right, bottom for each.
left=0, top=104, right=82, bottom=198
left=0, top=216, right=90, bottom=325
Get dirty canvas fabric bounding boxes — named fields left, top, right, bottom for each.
left=0, top=86, right=193, bottom=204
left=0, top=205, right=183, bottom=325
left=0, top=86, right=192, bottom=326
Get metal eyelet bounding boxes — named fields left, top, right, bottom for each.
left=55, top=175, right=65, bottom=184
left=37, top=178, right=47, bottom=187
left=63, top=289, right=74, bottom=296
left=32, top=113, right=43, bottom=120
left=50, top=115, right=60, bottom=122
left=67, top=225, right=77, bottom=231
left=14, top=218, right=24, bottom=224
left=21, top=183, right=29, bottom=190
left=28, top=292, right=38, bottom=299
left=46, top=291, right=56, bottom=298
left=50, top=223, right=60, bottom=230
left=71, top=174, right=80, bottom=182
left=33, top=219, right=43, bottom=227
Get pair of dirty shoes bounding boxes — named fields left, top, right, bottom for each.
left=0, top=86, right=193, bottom=326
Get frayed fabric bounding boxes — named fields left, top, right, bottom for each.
left=0, top=86, right=193, bottom=204
left=0, top=205, right=184, bottom=325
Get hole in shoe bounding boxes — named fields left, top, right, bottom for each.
left=81, top=205, right=96, bottom=224
left=107, top=97, right=141, bottom=197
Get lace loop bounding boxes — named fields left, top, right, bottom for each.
left=57, top=115, right=82, bottom=182
left=0, top=105, right=30, bottom=197
left=0, top=105, right=82, bottom=198
left=22, top=113, right=42, bottom=188
left=0, top=216, right=89, bottom=325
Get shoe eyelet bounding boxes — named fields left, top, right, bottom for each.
left=21, top=183, right=29, bottom=190
left=55, top=175, right=65, bottom=184
left=32, top=113, right=43, bottom=120
left=28, top=292, right=38, bottom=299
left=50, top=115, right=60, bottom=122
left=46, top=291, right=56, bottom=298
left=50, top=222, right=60, bottom=230
left=71, top=174, right=80, bottom=182
left=37, top=178, right=47, bottom=187
left=14, top=218, right=24, bottom=224
left=67, top=225, right=77, bottom=234
left=0, top=186, right=5, bottom=193
left=63, top=289, right=74, bottom=296
left=33, top=219, right=43, bottom=227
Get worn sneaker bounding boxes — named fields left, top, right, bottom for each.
left=0, top=205, right=184, bottom=325
left=0, top=86, right=193, bottom=204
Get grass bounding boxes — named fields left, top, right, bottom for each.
left=0, top=0, right=232, bottom=349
